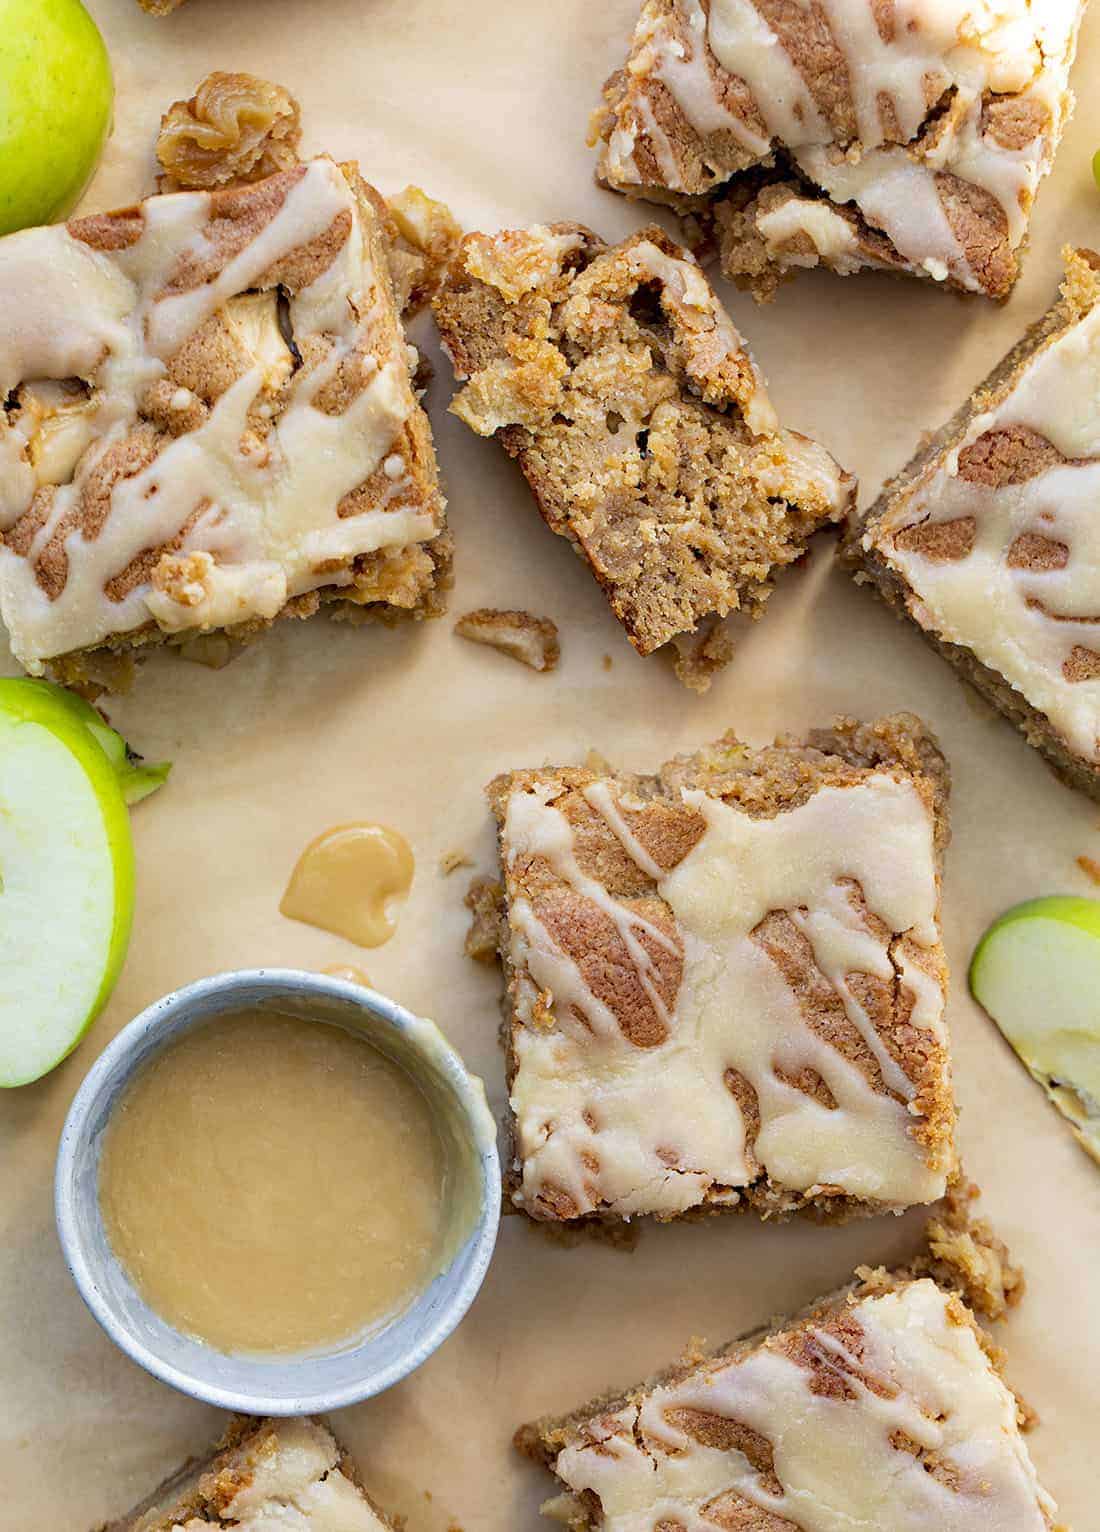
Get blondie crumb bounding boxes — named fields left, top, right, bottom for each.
left=455, top=607, right=560, bottom=672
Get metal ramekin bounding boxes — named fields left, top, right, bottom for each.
left=55, top=970, right=500, bottom=1415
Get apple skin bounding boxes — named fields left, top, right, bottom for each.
left=0, top=685, right=134, bottom=1086
left=0, top=0, right=114, bottom=235
left=0, top=678, right=170, bottom=804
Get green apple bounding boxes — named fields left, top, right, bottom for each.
left=0, top=679, right=170, bottom=805
left=0, top=0, right=113, bottom=235
left=0, top=686, right=134, bottom=1086
left=970, top=896, right=1100, bottom=1165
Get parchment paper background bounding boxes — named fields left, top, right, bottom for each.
left=2, top=1, right=1099, bottom=1525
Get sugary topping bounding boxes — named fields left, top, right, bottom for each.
left=600, top=0, right=1083, bottom=295
left=163, top=1419, right=388, bottom=1532
left=501, top=767, right=950, bottom=1219
left=868, top=248, right=1100, bottom=764
left=549, top=1280, right=1057, bottom=1531
left=0, top=158, right=442, bottom=671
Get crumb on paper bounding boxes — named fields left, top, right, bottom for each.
left=454, top=607, right=560, bottom=672
left=681, top=1335, right=709, bottom=1367
left=1077, top=854, right=1100, bottom=885
left=602, top=653, right=613, bottom=670
left=464, top=875, right=504, bottom=963
left=671, top=619, right=736, bottom=693
left=439, top=848, right=472, bottom=876
left=156, top=72, right=301, bottom=192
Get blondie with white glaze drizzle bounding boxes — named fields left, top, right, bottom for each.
left=518, top=1275, right=1059, bottom=1531
left=434, top=223, right=852, bottom=686
left=93, top=1416, right=394, bottom=1531
left=486, top=715, right=955, bottom=1223
left=593, top=1, right=1085, bottom=302
left=0, top=158, right=447, bottom=680
left=847, top=246, right=1100, bottom=800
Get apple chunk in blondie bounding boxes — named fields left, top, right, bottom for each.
left=0, top=157, right=448, bottom=682
left=434, top=223, right=852, bottom=686
left=486, top=715, right=955, bottom=1223
left=517, top=1273, right=1059, bottom=1531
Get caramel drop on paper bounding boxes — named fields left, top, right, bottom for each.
left=281, top=823, right=414, bottom=947
left=323, top=963, right=373, bottom=987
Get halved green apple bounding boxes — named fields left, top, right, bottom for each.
left=0, top=680, right=162, bottom=1085
left=970, top=896, right=1100, bottom=1165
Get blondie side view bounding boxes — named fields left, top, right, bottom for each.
left=517, top=1270, right=1059, bottom=1531
left=846, top=246, right=1100, bottom=800
left=485, top=714, right=956, bottom=1224
left=0, top=157, right=449, bottom=686
left=434, top=222, right=853, bottom=689
left=593, top=1, right=1086, bottom=302
left=93, top=1417, right=394, bottom=1531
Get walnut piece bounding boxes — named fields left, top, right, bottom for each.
left=138, top=0, right=188, bottom=11
left=454, top=608, right=560, bottom=672
left=157, top=72, right=301, bottom=192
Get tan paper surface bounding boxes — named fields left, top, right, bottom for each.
left=2, top=1, right=1100, bottom=1525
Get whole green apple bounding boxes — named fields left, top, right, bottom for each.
left=0, top=0, right=113, bottom=235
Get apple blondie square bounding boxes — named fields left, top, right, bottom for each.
left=592, top=0, right=1086, bottom=302
left=485, top=714, right=956, bottom=1224
left=93, top=1416, right=394, bottom=1530
left=0, top=156, right=448, bottom=684
left=433, top=222, right=853, bottom=688
left=845, top=246, right=1100, bottom=800
left=516, top=1269, right=1060, bottom=1531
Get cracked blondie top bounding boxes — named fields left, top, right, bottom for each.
left=594, top=1, right=1085, bottom=302
left=487, top=715, right=955, bottom=1223
left=518, top=1275, right=1059, bottom=1531
left=848, top=246, right=1100, bottom=799
left=0, top=157, right=447, bottom=678
left=434, top=223, right=852, bottom=687
left=94, top=1416, right=392, bottom=1531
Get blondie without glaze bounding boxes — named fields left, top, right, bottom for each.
left=434, top=223, right=852, bottom=687
left=846, top=247, right=1100, bottom=800
left=593, top=1, right=1085, bottom=302
left=93, top=1417, right=393, bottom=1531
left=517, top=1273, right=1059, bottom=1531
left=0, top=158, right=448, bottom=683
left=487, top=715, right=956, bottom=1223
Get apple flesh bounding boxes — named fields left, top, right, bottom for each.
left=0, top=0, right=113, bottom=235
left=0, top=696, right=134, bottom=1086
left=970, top=896, right=1100, bottom=1165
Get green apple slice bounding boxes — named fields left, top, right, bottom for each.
left=970, top=896, right=1100, bottom=1165
left=0, top=697, right=134, bottom=1087
left=0, top=679, right=170, bottom=805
